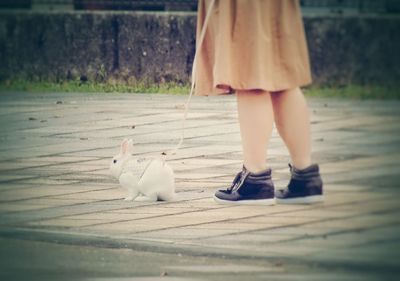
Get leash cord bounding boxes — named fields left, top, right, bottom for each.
left=163, top=0, right=215, bottom=158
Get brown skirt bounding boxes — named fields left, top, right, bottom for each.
left=194, top=0, right=312, bottom=96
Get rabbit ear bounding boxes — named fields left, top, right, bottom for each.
left=127, top=139, right=134, bottom=154
left=120, top=138, right=129, bottom=154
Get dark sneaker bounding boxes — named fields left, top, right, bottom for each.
left=213, top=166, right=275, bottom=205
left=275, top=164, right=323, bottom=204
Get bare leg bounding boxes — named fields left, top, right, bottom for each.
left=236, top=90, right=274, bottom=173
left=270, top=88, right=312, bottom=170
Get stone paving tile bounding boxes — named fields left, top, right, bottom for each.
left=193, top=238, right=325, bottom=257
left=80, top=276, right=205, bottom=281
left=80, top=206, right=273, bottom=235
left=0, top=92, right=399, bottom=274
left=165, top=264, right=283, bottom=273
left=26, top=207, right=207, bottom=229
left=52, top=189, right=125, bottom=201
left=141, top=199, right=222, bottom=210
left=0, top=174, right=35, bottom=182
left=358, top=119, right=400, bottom=132
left=0, top=197, right=95, bottom=212
left=327, top=198, right=400, bottom=214
left=290, top=214, right=399, bottom=231
left=0, top=182, right=38, bottom=192
left=315, top=190, right=389, bottom=207
left=318, top=153, right=400, bottom=174
left=241, top=215, right=323, bottom=226
left=246, top=225, right=340, bottom=237
left=287, top=230, right=400, bottom=251
left=107, top=206, right=206, bottom=214
left=6, top=177, right=83, bottom=186
left=0, top=161, right=55, bottom=172
left=168, top=158, right=242, bottom=171
left=322, top=183, right=371, bottom=193
left=174, top=172, right=229, bottom=181
left=174, top=180, right=223, bottom=190
left=68, top=210, right=204, bottom=221
left=322, top=165, right=400, bottom=185
left=0, top=202, right=62, bottom=213
left=127, top=227, right=248, bottom=240
left=12, top=196, right=99, bottom=206
left=27, top=218, right=118, bottom=228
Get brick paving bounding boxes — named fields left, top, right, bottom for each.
left=0, top=91, right=400, bottom=278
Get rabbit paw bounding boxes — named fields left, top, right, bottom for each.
left=134, top=194, right=158, bottom=202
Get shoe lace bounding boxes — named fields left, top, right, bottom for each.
left=227, top=167, right=250, bottom=193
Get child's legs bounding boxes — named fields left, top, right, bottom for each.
left=270, top=87, right=312, bottom=170
left=236, top=90, right=274, bottom=173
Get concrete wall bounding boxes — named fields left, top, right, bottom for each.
left=0, top=11, right=399, bottom=86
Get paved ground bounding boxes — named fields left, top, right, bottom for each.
left=0, top=91, right=399, bottom=280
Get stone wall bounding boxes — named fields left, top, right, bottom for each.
left=0, top=10, right=399, bottom=86
left=304, top=15, right=400, bottom=86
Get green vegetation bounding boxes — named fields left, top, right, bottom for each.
left=0, top=79, right=398, bottom=99
left=0, top=79, right=191, bottom=95
left=304, top=84, right=399, bottom=100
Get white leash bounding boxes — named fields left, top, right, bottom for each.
left=163, top=0, right=216, bottom=158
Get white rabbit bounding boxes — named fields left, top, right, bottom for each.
left=109, top=138, right=175, bottom=202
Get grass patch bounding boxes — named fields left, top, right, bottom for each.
left=0, top=79, right=398, bottom=99
left=0, top=79, right=191, bottom=95
left=304, top=84, right=399, bottom=99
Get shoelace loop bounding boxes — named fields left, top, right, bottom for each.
left=227, top=169, right=250, bottom=193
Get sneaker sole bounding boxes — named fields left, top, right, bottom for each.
left=213, top=195, right=276, bottom=206
left=275, top=195, right=324, bottom=204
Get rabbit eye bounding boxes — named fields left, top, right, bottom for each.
left=113, top=159, right=117, bottom=163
